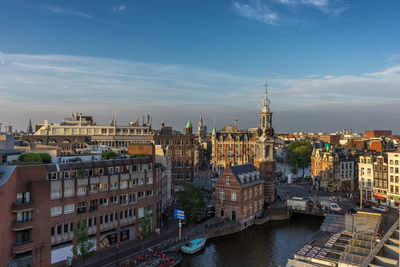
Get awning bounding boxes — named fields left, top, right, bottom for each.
left=373, top=194, right=386, bottom=200
left=388, top=194, right=400, bottom=200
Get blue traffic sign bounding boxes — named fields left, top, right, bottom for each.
left=174, top=209, right=185, bottom=220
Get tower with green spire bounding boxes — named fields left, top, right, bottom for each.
left=185, top=120, right=192, bottom=134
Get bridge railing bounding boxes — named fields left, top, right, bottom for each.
left=287, top=205, right=328, bottom=216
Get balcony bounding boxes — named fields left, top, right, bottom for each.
left=77, top=207, right=86, bottom=214
left=12, top=240, right=33, bottom=254
left=88, top=206, right=98, bottom=213
left=12, top=219, right=33, bottom=231
left=12, top=202, right=33, bottom=212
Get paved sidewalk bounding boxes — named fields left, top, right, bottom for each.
left=71, top=209, right=183, bottom=267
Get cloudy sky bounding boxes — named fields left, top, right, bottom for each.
left=0, top=0, right=399, bottom=133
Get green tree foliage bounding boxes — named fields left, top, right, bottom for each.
left=177, top=182, right=206, bottom=224
left=138, top=217, right=152, bottom=250
left=130, top=153, right=147, bottom=158
left=19, top=153, right=51, bottom=163
left=73, top=216, right=96, bottom=266
left=101, top=151, right=119, bottom=159
left=287, top=141, right=313, bottom=176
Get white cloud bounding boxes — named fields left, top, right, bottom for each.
left=0, top=53, right=399, bottom=133
left=232, top=0, right=278, bottom=25
left=272, top=0, right=349, bottom=15
left=113, top=5, right=126, bottom=12
left=43, top=6, right=93, bottom=19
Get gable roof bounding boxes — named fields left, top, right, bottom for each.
left=229, top=163, right=262, bottom=186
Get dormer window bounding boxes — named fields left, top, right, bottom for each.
left=49, top=172, right=58, bottom=181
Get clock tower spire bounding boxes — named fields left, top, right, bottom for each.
left=259, top=77, right=273, bottom=132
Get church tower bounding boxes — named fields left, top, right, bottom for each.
left=255, top=77, right=275, bottom=203
left=197, top=114, right=205, bottom=138
left=26, top=118, right=33, bottom=135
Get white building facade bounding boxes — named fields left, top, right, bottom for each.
left=358, top=154, right=374, bottom=202
left=387, top=152, right=400, bottom=207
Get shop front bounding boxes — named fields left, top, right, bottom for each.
left=373, top=193, right=387, bottom=205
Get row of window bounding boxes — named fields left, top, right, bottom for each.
left=51, top=206, right=153, bottom=236
left=219, top=185, right=262, bottom=201
left=155, top=139, right=193, bottom=146
left=51, top=178, right=152, bottom=199
left=51, top=191, right=153, bottom=217
left=389, top=185, right=400, bottom=194
left=243, top=200, right=263, bottom=217
left=48, top=127, right=148, bottom=136
left=172, top=160, right=192, bottom=168
left=175, top=173, right=192, bottom=180
left=174, top=149, right=192, bottom=157
left=48, top=164, right=151, bottom=180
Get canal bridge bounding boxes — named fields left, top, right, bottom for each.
left=287, top=205, right=342, bottom=216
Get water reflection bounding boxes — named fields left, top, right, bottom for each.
left=181, top=214, right=323, bottom=267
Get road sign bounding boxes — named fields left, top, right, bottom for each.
left=174, top=209, right=185, bottom=220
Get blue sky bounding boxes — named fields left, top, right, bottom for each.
left=0, top=0, right=400, bottom=133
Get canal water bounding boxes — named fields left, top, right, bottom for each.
left=181, top=214, right=323, bottom=267
left=275, top=162, right=311, bottom=178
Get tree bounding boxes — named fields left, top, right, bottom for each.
left=19, top=153, right=51, bottom=163
left=177, top=182, right=206, bottom=224
left=287, top=141, right=313, bottom=177
left=138, top=217, right=152, bottom=250
left=101, top=151, right=118, bottom=159
left=73, top=216, right=96, bottom=266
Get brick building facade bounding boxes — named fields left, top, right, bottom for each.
left=212, top=79, right=275, bottom=203
left=215, top=164, right=264, bottom=226
left=0, top=155, right=162, bottom=266
left=365, top=130, right=392, bottom=139
left=152, top=121, right=195, bottom=191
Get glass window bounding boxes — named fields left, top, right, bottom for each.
left=77, top=186, right=87, bottom=196
left=120, top=194, right=128, bottom=205
left=64, top=187, right=74, bottom=197
left=231, top=191, right=237, bottom=201
left=138, top=207, right=144, bottom=218
left=51, top=206, right=62, bottom=217
left=51, top=189, right=61, bottom=200
left=99, top=183, right=108, bottom=191
left=64, top=204, right=74, bottom=214
left=120, top=180, right=128, bottom=189
left=220, top=189, right=224, bottom=200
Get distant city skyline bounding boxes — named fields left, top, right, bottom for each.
left=0, top=0, right=399, bottom=133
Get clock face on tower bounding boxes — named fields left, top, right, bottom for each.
left=265, top=128, right=274, bottom=137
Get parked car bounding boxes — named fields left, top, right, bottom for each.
left=372, top=206, right=388, bottom=213
left=206, top=210, right=215, bottom=218
left=346, top=207, right=358, bottom=215
left=206, top=204, right=215, bottom=212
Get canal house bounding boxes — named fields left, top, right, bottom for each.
left=215, top=163, right=264, bottom=226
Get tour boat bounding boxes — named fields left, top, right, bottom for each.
left=181, top=237, right=206, bottom=255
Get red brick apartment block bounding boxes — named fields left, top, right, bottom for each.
left=365, top=130, right=392, bottom=139
left=0, top=155, right=162, bottom=266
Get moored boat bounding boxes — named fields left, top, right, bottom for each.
left=181, top=237, right=206, bottom=255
